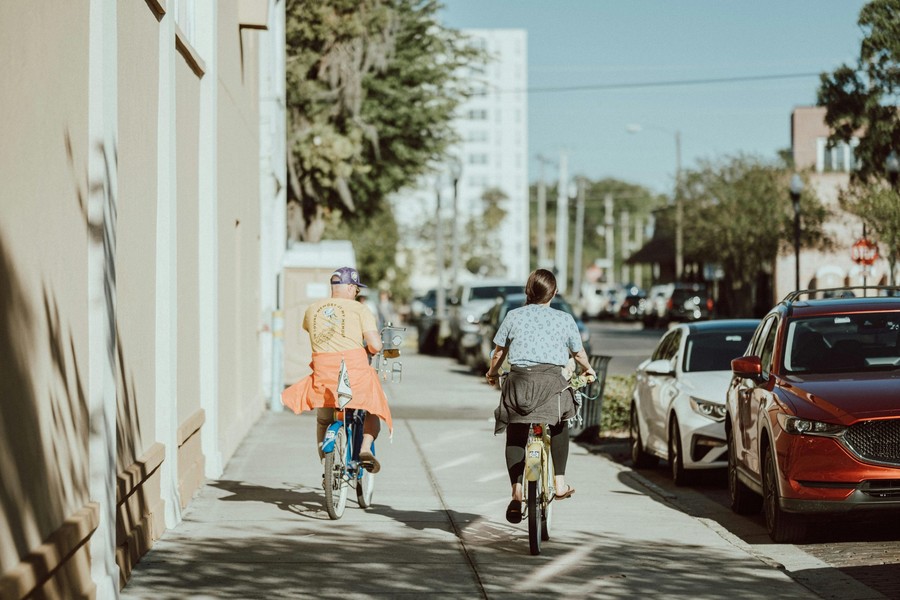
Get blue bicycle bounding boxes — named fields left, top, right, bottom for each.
left=321, top=407, right=375, bottom=519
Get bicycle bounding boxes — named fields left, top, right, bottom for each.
left=321, top=325, right=405, bottom=520
left=321, top=407, right=374, bottom=520
left=501, top=369, right=595, bottom=555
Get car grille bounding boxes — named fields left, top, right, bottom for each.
left=859, top=479, right=900, bottom=498
left=842, top=420, right=900, bottom=467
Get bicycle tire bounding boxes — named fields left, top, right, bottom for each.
left=541, top=454, right=554, bottom=541
left=324, top=426, right=349, bottom=519
left=527, top=479, right=541, bottom=555
left=356, top=470, right=375, bottom=508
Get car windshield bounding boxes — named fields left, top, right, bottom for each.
left=784, top=312, right=900, bottom=374
left=684, top=330, right=754, bottom=372
left=470, top=285, right=524, bottom=300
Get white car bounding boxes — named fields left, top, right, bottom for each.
left=629, top=319, right=759, bottom=485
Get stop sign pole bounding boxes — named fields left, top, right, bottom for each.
left=851, top=226, right=879, bottom=294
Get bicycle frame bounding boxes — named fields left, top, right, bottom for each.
left=523, top=422, right=555, bottom=555
left=322, top=408, right=374, bottom=519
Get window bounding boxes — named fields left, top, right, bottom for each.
left=816, top=137, right=859, bottom=173
left=758, top=318, right=779, bottom=378
left=468, top=154, right=488, bottom=165
left=466, top=130, right=488, bottom=143
left=466, top=109, right=488, bottom=121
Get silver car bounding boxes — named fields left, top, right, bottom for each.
left=629, top=319, right=759, bottom=485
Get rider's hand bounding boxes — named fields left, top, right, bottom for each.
left=485, top=371, right=499, bottom=387
left=584, top=369, right=597, bottom=383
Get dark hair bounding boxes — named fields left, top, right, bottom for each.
left=525, top=269, right=557, bottom=305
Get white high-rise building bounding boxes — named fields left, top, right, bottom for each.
left=393, top=29, right=528, bottom=294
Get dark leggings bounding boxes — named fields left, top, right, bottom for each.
left=505, top=422, right=569, bottom=485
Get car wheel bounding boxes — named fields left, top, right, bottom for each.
left=727, top=426, right=762, bottom=515
left=668, top=418, right=690, bottom=486
left=762, top=445, right=806, bottom=543
left=629, top=404, right=658, bottom=468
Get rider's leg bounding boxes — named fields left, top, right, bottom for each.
left=505, top=423, right=528, bottom=501
left=316, top=407, right=333, bottom=460
left=549, top=422, right=571, bottom=493
left=360, top=413, right=381, bottom=455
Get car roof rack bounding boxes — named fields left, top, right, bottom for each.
left=781, top=286, right=900, bottom=304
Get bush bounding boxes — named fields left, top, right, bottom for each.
left=600, top=374, right=634, bottom=434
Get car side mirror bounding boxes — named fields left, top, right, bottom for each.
left=645, top=358, right=675, bottom=376
left=732, top=355, right=762, bottom=379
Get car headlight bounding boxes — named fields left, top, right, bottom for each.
left=776, top=413, right=846, bottom=437
left=689, top=397, right=726, bottom=421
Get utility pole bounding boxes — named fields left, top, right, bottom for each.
left=555, top=150, right=569, bottom=294
left=675, top=130, right=683, bottom=281
left=536, top=154, right=553, bottom=268
left=633, top=217, right=644, bottom=288
left=572, top=177, right=586, bottom=303
left=604, top=193, right=615, bottom=287
left=620, top=210, right=631, bottom=285
left=434, top=176, right=445, bottom=331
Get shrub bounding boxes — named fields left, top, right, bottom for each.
left=600, top=374, right=634, bottom=434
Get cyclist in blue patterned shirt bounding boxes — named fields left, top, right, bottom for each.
left=485, top=268, right=596, bottom=524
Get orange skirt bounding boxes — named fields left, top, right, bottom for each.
left=281, top=347, right=393, bottom=434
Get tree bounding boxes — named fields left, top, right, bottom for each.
left=462, top=187, right=508, bottom=276
left=680, top=155, right=830, bottom=316
left=818, top=0, right=900, bottom=183
left=840, top=182, right=900, bottom=284
left=286, top=0, right=480, bottom=242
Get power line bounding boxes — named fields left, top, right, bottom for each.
left=495, top=71, right=822, bottom=94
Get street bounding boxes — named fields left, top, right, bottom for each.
left=120, top=322, right=898, bottom=599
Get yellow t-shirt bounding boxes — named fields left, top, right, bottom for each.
left=303, top=297, right=378, bottom=353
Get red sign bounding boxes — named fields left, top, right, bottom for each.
left=851, top=238, right=879, bottom=265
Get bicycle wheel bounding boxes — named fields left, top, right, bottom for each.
left=527, top=479, right=541, bottom=555
left=356, top=469, right=375, bottom=508
left=323, top=426, right=349, bottom=519
left=541, top=454, right=554, bottom=541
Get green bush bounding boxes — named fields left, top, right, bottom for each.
left=600, top=374, right=634, bottom=434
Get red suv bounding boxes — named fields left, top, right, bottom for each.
left=725, top=287, right=900, bottom=542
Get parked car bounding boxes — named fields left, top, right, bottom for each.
left=618, top=290, right=648, bottom=321
left=660, top=283, right=714, bottom=326
left=475, top=293, right=592, bottom=372
left=629, top=319, right=759, bottom=485
left=725, top=288, right=900, bottom=543
left=641, top=283, right=674, bottom=328
left=447, top=280, right=524, bottom=364
left=410, top=288, right=449, bottom=355
left=581, top=283, right=614, bottom=320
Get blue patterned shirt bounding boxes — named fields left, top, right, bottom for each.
left=493, top=304, right=583, bottom=367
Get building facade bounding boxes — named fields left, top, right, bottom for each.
left=776, top=106, right=883, bottom=302
left=393, top=28, right=529, bottom=293
left=0, top=1, right=285, bottom=596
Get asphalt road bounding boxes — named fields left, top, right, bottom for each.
left=584, top=320, right=900, bottom=599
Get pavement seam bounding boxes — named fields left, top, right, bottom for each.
left=402, top=418, right=490, bottom=600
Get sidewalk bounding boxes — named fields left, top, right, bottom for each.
left=122, top=352, right=822, bottom=599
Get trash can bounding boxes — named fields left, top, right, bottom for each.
left=572, top=355, right=611, bottom=441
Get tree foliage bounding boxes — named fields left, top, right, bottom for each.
left=680, top=155, right=830, bottom=316
left=818, top=0, right=900, bottom=183
left=840, top=182, right=900, bottom=284
left=286, top=0, right=481, bottom=242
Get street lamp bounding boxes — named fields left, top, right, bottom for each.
left=790, top=173, right=804, bottom=292
left=887, top=151, right=899, bottom=189
left=627, top=124, right=683, bottom=280
left=434, top=173, right=446, bottom=328
left=449, top=157, right=463, bottom=290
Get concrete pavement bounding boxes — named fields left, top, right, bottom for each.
left=123, top=351, right=827, bottom=599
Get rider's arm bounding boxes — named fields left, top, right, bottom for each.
left=485, top=344, right=509, bottom=386
left=571, top=347, right=596, bottom=380
left=363, top=329, right=383, bottom=354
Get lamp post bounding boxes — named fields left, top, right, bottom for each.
left=887, top=151, right=899, bottom=190
left=434, top=174, right=446, bottom=329
left=627, top=124, right=682, bottom=280
left=790, top=173, right=804, bottom=292
left=449, top=157, right=462, bottom=291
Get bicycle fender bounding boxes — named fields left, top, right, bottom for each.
left=524, top=441, right=542, bottom=482
left=321, top=421, right=343, bottom=454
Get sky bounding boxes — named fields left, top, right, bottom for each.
left=439, top=0, right=870, bottom=194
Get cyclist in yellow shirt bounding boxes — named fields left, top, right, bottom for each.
left=282, top=267, right=392, bottom=473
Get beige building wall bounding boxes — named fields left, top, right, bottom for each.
left=0, top=1, right=279, bottom=596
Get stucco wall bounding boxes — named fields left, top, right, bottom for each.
left=0, top=1, right=93, bottom=579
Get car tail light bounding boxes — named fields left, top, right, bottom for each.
left=706, top=298, right=714, bottom=311
left=666, top=298, right=673, bottom=310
